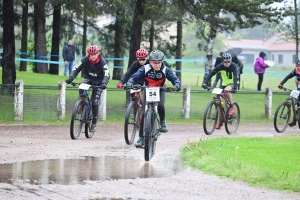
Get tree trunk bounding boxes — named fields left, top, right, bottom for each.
left=203, top=26, right=217, bottom=86
left=128, top=0, right=145, bottom=68
left=34, top=1, right=48, bottom=73
left=49, top=3, right=61, bottom=75
left=20, top=0, right=28, bottom=71
left=176, top=19, right=183, bottom=83
left=112, top=6, right=126, bottom=80
left=294, top=0, right=299, bottom=61
left=149, top=20, right=154, bottom=51
left=2, top=0, right=16, bottom=87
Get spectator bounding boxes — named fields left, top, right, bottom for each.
left=212, top=52, right=223, bottom=88
left=254, top=52, right=269, bottom=91
left=63, top=39, right=76, bottom=76
left=232, top=56, right=244, bottom=90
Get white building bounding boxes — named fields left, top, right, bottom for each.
left=225, top=34, right=297, bottom=66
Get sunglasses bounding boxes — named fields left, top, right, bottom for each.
left=138, top=58, right=146, bottom=61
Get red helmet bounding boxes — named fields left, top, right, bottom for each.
left=87, top=45, right=100, bottom=55
left=136, top=48, right=148, bottom=58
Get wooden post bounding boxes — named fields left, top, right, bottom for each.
left=57, top=81, right=66, bottom=119
left=183, top=85, right=190, bottom=119
left=99, top=89, right=107, bottom=121
left=265, top=87, right=272, bottom=119
left=14, top=80, right=24, bottom=121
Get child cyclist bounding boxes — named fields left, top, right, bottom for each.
left=116, top=48, right=149, bottom=88
left=127, top=50, right=181, bottom=148
left=66, top=45, right=110, bottom=132
left=202, top=52, right=238, bottom=129
left=278, top=59, right=300, bottom=127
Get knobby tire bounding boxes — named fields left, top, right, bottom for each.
left=70, top=99, right=84, bottom=140
left=124, top=102, right=139, bottom=145
left=225, top=102, right=240, bottom=135
left=203, top=101, right=218, bottom=135
left=274, top=101, right=291, bottom=133
left=144, top=108, right=157, bottom=161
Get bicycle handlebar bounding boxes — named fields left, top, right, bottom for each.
left=122, top=85, right=178, bottom=92
left=279, top=86, right=293, bottom=92
left=69, top=82, right=102, bottom=89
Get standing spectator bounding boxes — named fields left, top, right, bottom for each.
left=254, top=52, right=269, bottom=91
left=212, top=52, right=223, bottom=88
left=232, top=56, right=244, bottom=90
left=63, top=39, right=76, bottom=76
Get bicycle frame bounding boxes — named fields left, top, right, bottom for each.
left=212, top=89, right=231, bottom=123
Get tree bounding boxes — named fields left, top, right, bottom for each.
left=2, top=0, right=16, bottom=85
left=20, top=0, right=29, bottom=71
left=49, top=2, right=61, bottom=75
left=34, top=0, right=48, bottom=73
left=265, top=0, right=299, bottom=61
left=112, top=5, right=126, bottom=80
left=181, top=0, right=286, bottom=85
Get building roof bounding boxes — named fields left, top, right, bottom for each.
left=225, top=35, right=295, bottom=52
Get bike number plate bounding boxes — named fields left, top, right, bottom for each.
left=145, top=87, right=160, bottom=102
left=78, top=83, right=91, bottom=90
left=290, top=90, right=300, bottom=99
left=130, top=89, right=141, bottom=94
left=211, top=88, right=223, bottom=94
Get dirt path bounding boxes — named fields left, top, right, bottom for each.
left=0, top=123, right=299, bottom=200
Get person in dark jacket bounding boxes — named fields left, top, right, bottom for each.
left=212, top=52, right=223, bottom=88
left=278, top=59, right=300, bottom=127
left=63, top=39, right=76, bottom=76
left=254, top=52, right=269, bottom=91
left=127, top=50, right=181, bottom=148
left=65, top=45, right=110, bottom=132
left=116, top=48, right=149, bottom=88
left=232, top=56, right=244, bottom=90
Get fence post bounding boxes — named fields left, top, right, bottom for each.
left=57, top=81, right=66, bottom=119
left=99, top=89, right=107, bottom=120
left=183, top=85, right=190, bottom=119
left=265, top=87, right=272, bottom=119
left=14, top=80, right=23, bottom=120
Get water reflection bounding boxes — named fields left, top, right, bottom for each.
left=0, top=156, right=181, bottom=185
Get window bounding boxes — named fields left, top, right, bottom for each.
left=293, top=55, right=296, bottom=63
left=278, top=55, right=283, bottom=64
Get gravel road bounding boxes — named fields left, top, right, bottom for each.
left=0, top=123, right=299, bottom=200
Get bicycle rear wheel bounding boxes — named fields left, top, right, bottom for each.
left=225, top=102, right=240, bottom=135
left=144, top=108, right=158, bottom=161
left=203, top=101, right=218, bottom=135
left=274, top=101, right=291, bottom=133
left=85, top=107, right=94, bottom=139
left=70, top=100, right=84, bottom=140
left=124, top=102, right=140, bottom=145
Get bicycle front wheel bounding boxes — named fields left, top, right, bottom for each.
left=85, top=107, right=94, bottom=139
left=144, top=108, right=158, bottom=161
left=203, top=101, right=218, bottom=135
left=124, top=102, right=140, bottom=145
left=225, top=102, right=240, bottom=135
left=274, top=101, right=291, bottom=133
left=70, top=100, right=84, bottom=140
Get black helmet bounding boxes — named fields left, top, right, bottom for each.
left=222, top=53, right=232, bottom=62
left=149, top=50, right=164, bottom=61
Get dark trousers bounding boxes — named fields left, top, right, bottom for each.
left=257, top=74, right=264, bottom=91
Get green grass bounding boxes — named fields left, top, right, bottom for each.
left=180, top=136, right=300, bottom=192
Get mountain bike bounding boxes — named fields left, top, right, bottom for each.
left=274, top=87, right=300, bottom=133
left=122, top=85, right=143, bottom=145
left=203, top=88, right=240, bottom=135
left=68, top=82, right=102, bottom=140
left=143, top=86, right=177, bottom=161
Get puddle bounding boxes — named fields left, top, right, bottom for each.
left=0, top=156, right=182, bottom=185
